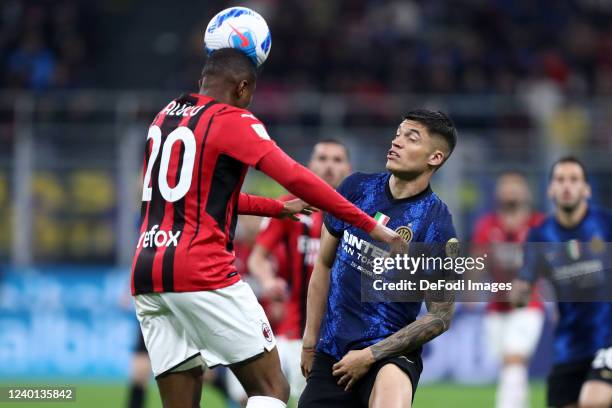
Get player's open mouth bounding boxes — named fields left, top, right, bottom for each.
left=387, top=150, right=400, bottom=159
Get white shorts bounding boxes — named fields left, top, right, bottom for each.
left=134, top=280, right=276, bottom=378
left=226, top=337, right=305, bottom=401
left=484, top=307, right=544, bottom=359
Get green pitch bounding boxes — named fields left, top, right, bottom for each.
left=0, top=382, right=546, bottom=407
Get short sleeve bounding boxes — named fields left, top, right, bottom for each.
left=323, top=173, right=361, bottom=237
left=518, top=228, right=547, bottom=283
left=215, top=109, right=278, bottom=166
left=256, top=217, right=288, bottom=252
left=438, top=210, right=457, bottom=243
left=428, top=206, right=457, bottom=259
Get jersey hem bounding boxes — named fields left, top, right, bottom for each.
left=132, top=275, right=241, bottom=296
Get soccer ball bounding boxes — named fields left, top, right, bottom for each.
left=204, top=7, right=271, bottom=67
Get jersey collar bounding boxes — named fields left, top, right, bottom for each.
left=554, top=205, right=591, bottom=232
left=384, top=174, right=433, bottom=204
left=187, top=93, right=215, bottom=105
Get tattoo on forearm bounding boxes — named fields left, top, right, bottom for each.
left=370, top=292, right=455, bottom=361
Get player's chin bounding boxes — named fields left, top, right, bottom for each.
left=385, top=160, right=404, bottom=173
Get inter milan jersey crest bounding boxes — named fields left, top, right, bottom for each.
left=395, top=225, right=413, bottom=242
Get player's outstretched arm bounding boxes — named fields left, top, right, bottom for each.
left=257, top=149, right=376, bottom=232
left=301, top=226, right=339, bottom=378
left=257, top=148, right=407, bottom=248
left=238, top=193, right=283, bottom=217
left=331, top=289, right=455, bottom=391
left=238, top=193, right=315, bottom=220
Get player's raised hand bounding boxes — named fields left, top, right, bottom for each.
left=368, top=223, right=409, bottom=255
left=280, top=198, right=318, bottom=221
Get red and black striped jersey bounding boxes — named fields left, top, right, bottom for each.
left=131, top=93, right=277, bottom=295
left=256, top=195, right=323, bottom=339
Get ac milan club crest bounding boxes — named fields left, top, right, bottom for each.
left=262, top=322, right=273, bottom=342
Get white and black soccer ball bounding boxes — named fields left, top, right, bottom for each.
left=204, top=7, right=271, bottom=67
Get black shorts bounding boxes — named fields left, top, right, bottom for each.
left=134, top=329, right=147, bottom=354
left=548, top=346, right=612, bottom=407
left=298, top=351, right=422, bottom=408
left=588, top=346, right=612, bottom=385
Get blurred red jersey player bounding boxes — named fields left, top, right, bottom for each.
left=249, top=140, right=352, bottom=400
left=232, top=214, right=289, bottom=332
left=472, top=171, right=544, bottom=408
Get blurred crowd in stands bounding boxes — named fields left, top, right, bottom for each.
left=253, top=0, right=612, bottom=95
left=0, top=0, right=96, bottom=90
left=3, top=0, right=612, bottom=96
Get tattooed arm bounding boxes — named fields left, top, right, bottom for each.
left=370, top=293, right=455, bottom=360
left=332, top=290, right=455, bottom=390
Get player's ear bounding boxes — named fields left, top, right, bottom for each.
left=427, top=150, right=444, bottom=168
left=235, top=81, right=243, bottom=97
left=236, top=80, right=249, bottom=98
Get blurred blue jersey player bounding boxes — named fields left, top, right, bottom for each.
left=516, top=157, right=612, bottom=408
left=299, top=110, right=458, bottom=408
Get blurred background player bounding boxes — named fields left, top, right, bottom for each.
left=514, top=157, right=612, bottom=408
left=246, top=139, right=352, bottom=403
left=300, top=110, right=458, bottom=408
left=472, top=171, right=545, bottom=408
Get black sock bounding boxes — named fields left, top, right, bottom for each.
left=128, top=384, right=145, bottom=408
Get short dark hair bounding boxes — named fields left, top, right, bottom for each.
left=403, top=109, right=457, bottom=165
left=314, top=138, right=350, bottom=160
left=549, top=156, right=588, bottom=181
left=202, top=48, right=257, bottom=84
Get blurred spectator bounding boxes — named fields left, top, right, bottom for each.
left=7, top=32, right=56, bottom=90
left=1, top=0, right=94, bottom=90
left=546, top=99, right=591, bottom=150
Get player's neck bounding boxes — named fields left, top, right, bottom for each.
left=555, top=201, right=588, bottom=229
left=199, top=85, right=232, bottom=105
left=388, top=173, right=430, bottom=200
